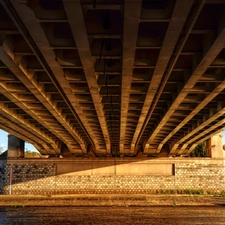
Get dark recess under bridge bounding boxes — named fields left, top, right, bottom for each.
left=0, top=0, right=225, bottom=158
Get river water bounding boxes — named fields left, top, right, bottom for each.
left=0, top=206, right=225, bottom=224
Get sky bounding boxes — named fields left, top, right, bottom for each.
left=0, top=129, right=38, bottom=152
left=0, top=129, right=225, bottom=153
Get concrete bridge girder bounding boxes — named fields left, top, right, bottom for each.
left=9, top=0, right=106, bottom=154
left=0, top=20, right=89, bottom=154
left=0, top=1, right=225, bottom=157
left=151, top=22, right=225, bottom=154
left=169, top=103, right=225, bottom=154
left=132, top=0, right=195, bottom=155
left=62, top=0, right=111, bottom=154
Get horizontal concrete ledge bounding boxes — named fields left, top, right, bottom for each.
left=4, top=157, right=225, bottom=165
left=0, top=194, right=225, bottom=207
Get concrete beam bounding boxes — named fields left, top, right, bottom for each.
left=0, top=119, right=47, bottom=155
left=0, top=102, right=55, bottom=145
left=2, top=0, right=94, bottom=154
left=184, top=118, right=225, bottom=146
left=0, top=24, right=87, bottom=154
left=184, top=128, right=225, bottom=156
left=176, top=144, right=188, bottom=156
left=63, top=0, right=111, bottom=154
left=120, top=0, right=142, bottom=154
left=0, top=121, right=33, bottom=148
left=0, top=0, right=224, bottom=158
left=169, top=102, right=225, bottom=154
left=130, top=0, right=195, bottom=154
left=32, top=143, right=48, bottom=155
left=184, top=144, right=197, bottom=156
left=0, top=84, right=76, bottom=154
left=147, top=14, right=225, bottom=154
left=158, top=73, right=225, bottom=153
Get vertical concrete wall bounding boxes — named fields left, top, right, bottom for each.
left=207, top=131, right=225, bottom=158
left=0, top=159, right=224, bottom=195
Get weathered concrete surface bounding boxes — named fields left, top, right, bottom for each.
left=0, top=194, right=225, bottom=207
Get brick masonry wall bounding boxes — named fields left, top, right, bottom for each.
left=0, top=161, right=225, bottom=194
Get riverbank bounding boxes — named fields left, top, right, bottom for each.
left=0, top=194, right=225, bottom=207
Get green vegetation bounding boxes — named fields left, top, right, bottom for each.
left=24, top=150, right=42, bottom=158
left=190, top=142, right=206, bottom=157
left=0, top=149, right=42, bottom=158
left=173, top=200, right=176, bottom=207
left=220, top=190, right=225, bottom=198
left=155, top=189, right=225, bottom=197
left=206, top=190, right=214, bottom=195
left=157, top=189, right=206, bottom=195
left=158, top=189, right=176, bottom=194
left=194, top=189, right=204, bottom=195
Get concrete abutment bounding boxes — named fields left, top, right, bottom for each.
left=207, top=132, right=225, bottom=158
left=1, top=132, right=224, bottom=195
left=0, top=158, right=225, bottom=195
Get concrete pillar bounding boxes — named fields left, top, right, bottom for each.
left=61, top=144, right=72, bottom=157
left=206, top=131, right=225, bottom=158
left=7, top=134, right=24, bottom=158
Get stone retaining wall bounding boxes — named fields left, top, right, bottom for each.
left=0, top=159, right=225, bottom=195
left=175, top=163, right=225, bottom=194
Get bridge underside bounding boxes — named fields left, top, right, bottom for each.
left=0, top=0, right=225, bottom=157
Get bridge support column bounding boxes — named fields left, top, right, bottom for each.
left=206, top=131, right=225, bottom=158
left=7, top=134, right=24, bottom=158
